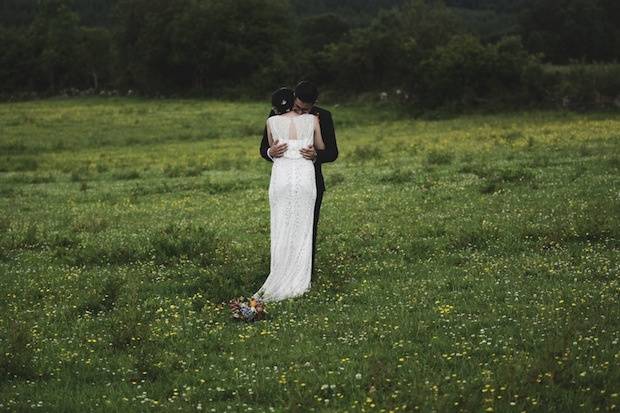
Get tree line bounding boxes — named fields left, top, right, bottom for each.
left=0, top=0, right=619, bottom=108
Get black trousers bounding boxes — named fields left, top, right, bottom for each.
left=311, top=190, right=324, bottom=280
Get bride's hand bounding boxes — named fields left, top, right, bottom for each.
left=268, top=139, right=288, bottom=158
left=300, top=144, right=317, bottom=161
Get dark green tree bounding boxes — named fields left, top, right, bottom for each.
left=80, top=27, right=112, bottom=90
left=0, top=26, right=36, bottom=92
left=113, top=0, right=292, bottom=94
left=321, top=0, right=462, bottom=92
left=519, top=0, right=620, bottom=63
left=30, top=0, right=83, bottom=91
left=416, top=34, right=540, bottom=107
left=298, top=13, right=350, bottom=51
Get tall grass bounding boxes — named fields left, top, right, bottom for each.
left=0, top=97, right=618, bottom=412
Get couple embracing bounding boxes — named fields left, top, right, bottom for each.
left=252, top=81, right=339, bottom=302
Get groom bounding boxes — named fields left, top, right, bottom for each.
left=259, top=80, right=339, bottom=281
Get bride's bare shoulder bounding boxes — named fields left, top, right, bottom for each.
left=303, top=113, right=319, bottom=125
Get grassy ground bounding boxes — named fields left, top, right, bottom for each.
left=0, top=97, right=619, bottom=412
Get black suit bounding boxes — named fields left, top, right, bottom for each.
left=260, top=106, right=338, bottom=280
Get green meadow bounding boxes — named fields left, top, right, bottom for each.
left=0, top=98, right=619, bottom=412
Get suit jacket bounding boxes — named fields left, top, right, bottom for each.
left=259, top=106, right=338, bottom=193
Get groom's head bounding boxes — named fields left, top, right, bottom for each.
left=293, top=81, right=318, bottom=114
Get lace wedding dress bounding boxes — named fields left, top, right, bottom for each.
left=253, top=114, right=317, bottom=302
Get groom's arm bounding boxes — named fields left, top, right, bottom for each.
left=260, top=110, right=276, bottom=162
left=316, top=110, right=338, bottom=164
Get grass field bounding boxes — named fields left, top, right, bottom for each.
left=0, top=97, right=619, bottom=412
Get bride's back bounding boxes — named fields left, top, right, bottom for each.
left=269, top=114, right=314, bottom=144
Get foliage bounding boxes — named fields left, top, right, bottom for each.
left=29, top=0, right=83, bottom=92
left=519, top=0, right=620, bottom=63
left=549, top=63, right=620, bottom=109
left=0, top=0, right=619, bottom=107
left=113, top=0, right=292, bottom=95
left=416, top=34, right=542, bottom=108
left=322, top=0, right=462, bottom=92
left=0, top=26, right=36, bottom=91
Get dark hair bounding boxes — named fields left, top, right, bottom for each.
left=294, top=80, right=319, bottom=104
left=271, top=87, right=294, bottom=114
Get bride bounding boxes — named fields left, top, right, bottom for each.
left=252, top=87, right=325, bottom=302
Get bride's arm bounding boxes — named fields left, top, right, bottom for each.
left=267, top=119, right=274, bottom=147
left=313, top=116, right=325, bottom=150
left=260, top=110, right=276, bottom=163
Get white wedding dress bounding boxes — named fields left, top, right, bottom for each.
left=253, top=114, right=317, bottom=302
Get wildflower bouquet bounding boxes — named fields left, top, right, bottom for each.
left=228, top=296, right=267, bottom=322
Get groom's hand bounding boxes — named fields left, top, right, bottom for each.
left=268, top=140, right=288, bottom=158
left=300, top=144, right=317, bottom=161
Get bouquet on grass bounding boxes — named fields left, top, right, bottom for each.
left=228, top=296, right=267, bottom=322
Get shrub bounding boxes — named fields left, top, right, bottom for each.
left=380, top=168, right=416, bottom=184
left=110, top=307, right=151, bottom=351
left=329, top=172, right=346, bottom=186
left=352, top=146, right=382, bottom=162
left=425, top=149, right=454, bottom=165
left=416, top=35, right=542, bottom=108
left=150, top=223, right=218, bottom=266
left=0, top=320, right=37, bottom=382
left=75, top=276, right=124, bottom=316
left=112, top=168, right=141, bottom=180
left=548, top=63, right=620, bottom=109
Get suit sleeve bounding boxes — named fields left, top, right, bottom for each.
left=260, top=110, right=276, bottom=163
left=316, top=111, right=338, bottom=164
